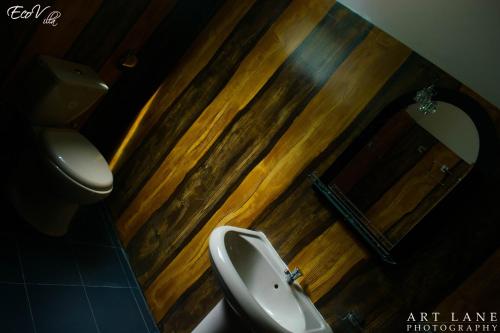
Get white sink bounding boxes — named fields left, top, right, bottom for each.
left=209, top=226, right=333, bottom=333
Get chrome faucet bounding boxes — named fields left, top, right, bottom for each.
left=285, top=267, right=303, bottom=284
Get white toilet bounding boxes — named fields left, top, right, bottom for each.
left=8, top=55, right=113, bottom=236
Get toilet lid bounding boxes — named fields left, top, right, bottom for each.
left=40, top=128, right=113, bottom=191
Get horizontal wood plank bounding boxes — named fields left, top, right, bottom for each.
left=126, top=2, right=372, bottom=287
left=145, top=27, right=411, bottom=321
left=98, top=0, right=177, bottom=85
left=435, top=248, right=500, bottom=314
left=109, top=0, right=255, bottom=172
left=316, top=172, right=500, bottom=331
left=159, top=270, right=223, bottom=333
left=110, top=0, right=292, bottom=223
left=367, top=143, right=461, bottom=234
left=65, top=0, right=151, bottom=69
left=115, top=0, right=335, bottom=246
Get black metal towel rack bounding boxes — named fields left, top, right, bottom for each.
left=310, top=173, right=396, bottom=264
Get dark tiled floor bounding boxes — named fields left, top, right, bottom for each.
left=74, top=243, right=129, bottom=287
left=0, top=284, right=34, bottom=333
left=0, top=233, right=22, bottom=282
left=28, top=285, right=97, bottom=333
left=0, top=201, right=159, bottom=333
left=20, top=237, right=81, bottom=285
left=87, top=287, right=150, bottom=333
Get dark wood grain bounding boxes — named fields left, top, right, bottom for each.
left=81, top=0, right=225, bottom=158
left=65, top=0, right=151, bottom=70
left=9, top=2, right=495, bottom=331
left=341, top=123, right=438, bottom=211
left=126, top=3, right=372, bottom=288
left=108, top=0, right=255, bottom=172
left=366, top=143, right=461, bottom=236
left=143, top=20, right=410, bottom=322
left=332, top=111, right=416, bottom=193
left=159, top=270, right=223, bottom=333
left=113, top=0, right=339, bottom=250
left=73, top=0, right=500, bottom=330
left=317, top=170, right=500, bottom=332
left=250, top=51, right=464, bottom=267
left=253, top=178, right=337, bottom=263
left=384, top=160, right=472, bottom=244
left=98, top=0, right=178, bottom=86
left=435, top=248, right=500, bottom=314
left=107, top=0, right=291, bottom=218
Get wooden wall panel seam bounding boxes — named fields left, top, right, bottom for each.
left=101, top=1, right=499, bottom=330
left=97, top=0, right=178, bottom=85
left=241, top=61, right=442, bottom=265
left=159, top=269, right=224, bottom=332
left=335, top=124, right=439, bottom=218
left=110, top=0, right=293, bottom=225
left=108, top=0, right=256, bottom=172
left=384, top=160, right=472, bottom=244
left=434, top=248, right=500, bottom=314
left=236, top=54, right=483, bottom=333
left=290, top=223, right=369, bottom=302
left=144, top=27, right=410, bottom=321
left=316, top=186, right=500, bottom=331
left=287, top=129, right=462, bottom=305
left=126, top=2, right=373, bottom=289
left=64, top=0, right=152, bottom=70
left=69, top=0, right=178, bottom=128
left=114, top=0, right=335, bottom=247
left=81, top=0, right=226, bottom=157
left=366, top=143, right=461, bottom=234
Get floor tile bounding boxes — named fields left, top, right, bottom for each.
left=104, top=216, right=123, bottom=248
left=74, top=243, right=128, bottom=287
left=0, top=283, right=34, bottom=333
left=0, top=202, right=157, bottom=333
left=132, top=288, right=160, bottom=333
left=0, top=234, right=22, bottom=283
left=87, top=287, right=149, bottom=333
left=19, top=236, right=81, bottom=285
left=116, top=247, right=139, bottom=288
left=28, top=285, right=98, bottom=333
left=68, top=206, right=114, bottom=246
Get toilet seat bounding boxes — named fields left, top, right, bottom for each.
left=40, top=128, right=113, bottom=191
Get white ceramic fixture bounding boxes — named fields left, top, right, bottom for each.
left=8, top=55, right=112, bottom=236
left=208, top=226, right=333, bottom=333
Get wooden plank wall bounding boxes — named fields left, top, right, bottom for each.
left=6, top=1, right=497, bottom=332
left=0, top=0, right=222, bottom=131
left=106, top=1, right=500, bottom=332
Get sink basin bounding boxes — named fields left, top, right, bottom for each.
left=209, top=226, right=332, bottom=333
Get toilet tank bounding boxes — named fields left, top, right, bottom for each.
left=21, top=56, right=108, bottom=126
